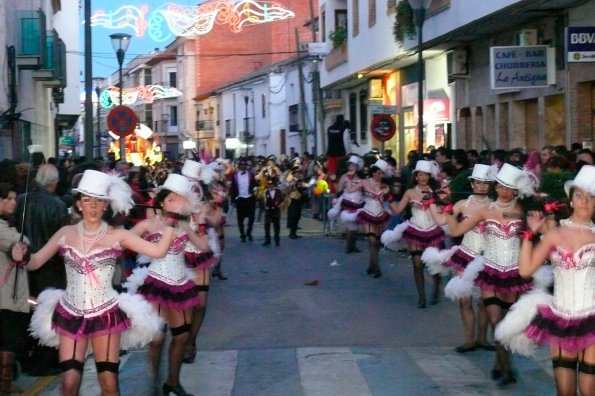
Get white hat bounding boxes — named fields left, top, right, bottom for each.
left=155, top=173, right=199, bottom=213
left=494, top=163, right=536, bottom=197
left=181, top=159, right=203, bottom=180
left=413, top=160, right=439, bottom=178
left=372, top=159, right=391, bottom=175
left=468, top=164, right=497, bottom=182
left=347, top=155, right=364, bottom=169
left=72, top=170, right=134, bottom=215
left=564, top=165, right=595, bottom=196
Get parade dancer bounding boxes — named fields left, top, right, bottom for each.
left=443, top=164, right=536, bottom=387
left=496, top=165, right=595, bottom=395
left=425, top=164, right=495, bottom=352
left=328, top=154, right=365, bottom=253
left=126, top=174, right=211, bottom=396
left=382, top=160, right=445, bottom=307
left=343, top=159, right=392, bottom=278
left=12, top=170, right=176, bottom=396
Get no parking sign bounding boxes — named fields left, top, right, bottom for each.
left=370, top=114, right=396, bottom=142
left=107, top=105, right=139, bottom=137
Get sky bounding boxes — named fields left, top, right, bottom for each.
left=83, top=0, right=200, bottom=79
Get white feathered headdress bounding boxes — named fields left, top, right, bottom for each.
left=72, top=170, right=134, bottom=215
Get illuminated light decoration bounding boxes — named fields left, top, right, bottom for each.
left=90, top=1, right=295, bottom=42
left=79, top=84, right=183, bottom=108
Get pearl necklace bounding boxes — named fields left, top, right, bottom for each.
left=560, top=218, right=595, bottom=233
left=469, top=195, right=490, bottom=206
left=415, top=185, right=431, bottom=195
left=490, top=199, right=516, bottom=212
left=77, top=221, right=108, bottom=255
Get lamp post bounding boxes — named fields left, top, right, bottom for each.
left=162, top=113, right=170, bottom=159
left=408, top=0, right=432, bottom=155
left=110, top=33, right=132, bottom=161
left=92, top=77, right=105, bottom=159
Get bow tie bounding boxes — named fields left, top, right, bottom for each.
left=241, top=171, right=246, bottom=175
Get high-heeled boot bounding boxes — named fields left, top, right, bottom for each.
left=366, top=237, right=381, bottom=277
left=163, top=382, right=194, bottom=396
left=430, top=274, right=441, bottom=305
left=0, top=351, right=23, bottom=395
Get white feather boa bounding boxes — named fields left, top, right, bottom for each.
left=327, top=197, right=343, bottom=220
left=443, top=255, right=485, bottom=301
left=494, top=265, right=554, bottom=356
left=123, top=266, right=150, bottom=294
left=117, top=293, right=163, bottom=350
left=29, top=288, right=162, bottom=350
left=380, top=221, right=410, bottom=251
left=29, top=289, right=63, bottom=348
left=422, top=246, right=458, bottom=276
left=207, top=227, right=222, bottom=258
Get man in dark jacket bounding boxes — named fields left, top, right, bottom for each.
left=262, top=176, right=284, bottom=246
left=16, top=163, right=68, bottom=376
left=230, top=158, right=257, bottom=242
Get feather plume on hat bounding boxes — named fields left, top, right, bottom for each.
left=107, top=172, right=135, bottom=215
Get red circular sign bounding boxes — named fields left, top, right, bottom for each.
left=107, top=105, right=139, bottom=138
left=370, top=114, right=396, bottom=142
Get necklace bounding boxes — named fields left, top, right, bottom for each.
left=560, top=218, right=595, bottom=233
left=490, top=199, right=516, bottom=212
left=415, top=185, right=431, bottom=195
left=77, top=221, right=108, bottom=255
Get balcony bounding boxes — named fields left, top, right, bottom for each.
left=324, top=41, right=348, bottom=71
left=32, top=30, right=67, bottom=88
left=195, top=120, right=214, bottom=131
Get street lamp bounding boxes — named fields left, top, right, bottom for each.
left=110, top=32, right=131, bottom=160
left=92, top=77, right=105, bottom=159
left=408, top=0, right=432, bottom=155
left=162, top=113, right=170, bottom=159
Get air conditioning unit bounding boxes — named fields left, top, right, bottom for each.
left=447, top=50, right=468, bottom=78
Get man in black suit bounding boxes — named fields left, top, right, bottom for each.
left=230, top=158, right=257, bottom=242
left=262, top=176, right=284, bottom=246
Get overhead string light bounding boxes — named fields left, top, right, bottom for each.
left=90, top=1, right=296, bottom=42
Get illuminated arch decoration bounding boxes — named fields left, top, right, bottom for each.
left=91, top=1, right=295, bottom=42
left=79, top=84, right=183, bottom=109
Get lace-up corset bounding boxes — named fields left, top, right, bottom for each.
left=362, top=189, right=385, bottom=215
left=550, top=244, right=595, bottom=317
left=60, top=244, right=123, bottom=317
left=145, top=231, right=189, bottom=284
left=482, top=219, right=523, bottom=271
left=409, top=201, right=438, bottom=230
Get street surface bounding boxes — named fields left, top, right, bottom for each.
left=18, top=208, right=555, bottom=395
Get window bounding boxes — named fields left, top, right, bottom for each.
left=169, top=71, right=177, bottom=88
left=145, top=104, right=153, bottom=128
left=288, top=104, right=299, bottom=132
left=349, top=92, right=357, bottom=142
left=352, top=0, right=359, bottom=37
left=321, top=8, right=326, bottom=42
left=368, top=0, right=376, bottom=27
left=261, top=94, right=266, bottom=118
left=144, top=69, right=152, bottom=85
left=169, top=106, right=178, bottom=126
left=359, top=90, right=368, bottom=141
left=225, top=119, right=232, bottom=137
left=335, top=10, right=347, bottom=30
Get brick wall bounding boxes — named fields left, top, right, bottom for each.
left=194, top=0, right=317, bottom=99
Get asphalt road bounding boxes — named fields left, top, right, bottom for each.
left=19, top=208, right=555, bottom=395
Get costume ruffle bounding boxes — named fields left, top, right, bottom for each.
left=422, top=246, right=457, bottom=276
left=185, top=251, right=216, bottom=269
left=30, top=288, right=161, bottom=350
left=137, top=275, right=199, bottom=310
left=444, top=256, right=485, bottom=301
left=495, top=266, right=555, bottom=356
left=340, top=198, right=364, bottom=211
left=402, top=225, right=445, bottom=250
left=445, top=247, right=475, bottom=273
left=525, top=307, right=595, bottom=353
left=380, top=221, right=410, bottom=251
left=475, top=264, right=533, bottom=294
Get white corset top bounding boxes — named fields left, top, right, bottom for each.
left=342, top=190, right=363, bottom=204
left=460, top=221, right=485, bottom=255
left=409, top=201, right=438, bottom=230
left=482, top=219, right=522, bottom=271
left=550, top=244, right=595, bottom=318
left=145, top=231, right=189, bottom=285
left=60, top=244, right=122, bottom=317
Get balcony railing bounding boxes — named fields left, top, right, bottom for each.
left=196, top=120, right=214, bottom=131
left=325, top=41, right=348, bottom=71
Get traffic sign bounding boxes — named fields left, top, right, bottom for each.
left=107, top=105, right=139, bottom=138
left=370, top=114, right=396, bottom=142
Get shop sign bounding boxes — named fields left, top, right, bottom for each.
left=490, top=45, right=549, bottom=89
left=59, top=136, right=74, bottom=146
left=566, top=26, right=595, bottom=62
left=369, top=104, right=397, bottom=115
left=424, top=99, right=449, bottom=122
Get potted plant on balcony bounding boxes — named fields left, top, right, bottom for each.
left=393, top=0, right=416, bottom=44
left=329, top=26, right=347, bottom=49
